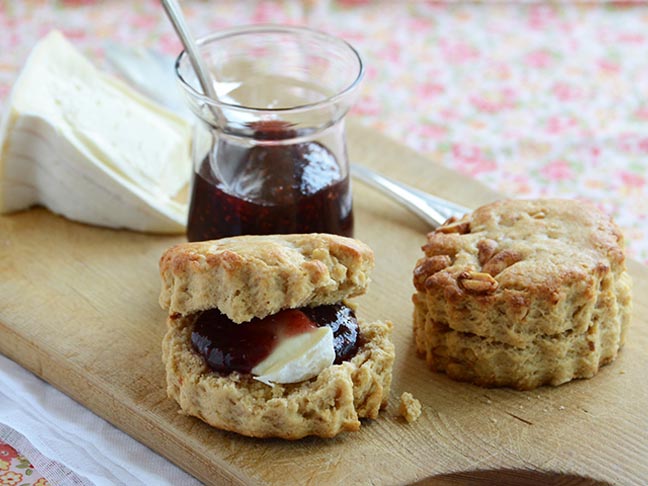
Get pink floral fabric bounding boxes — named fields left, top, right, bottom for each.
left=0, top=440, right=49, bottom=486
left=1, top=1, right=647, bottom=263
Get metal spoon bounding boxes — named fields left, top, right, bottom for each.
left=351, top=164, right=469, bottom=227
left=160, top=0, right=222, bottom=117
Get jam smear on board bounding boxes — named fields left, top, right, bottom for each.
left=191, top=304, right=360, bottom=374
left=187, top=123, right=353, bottom=241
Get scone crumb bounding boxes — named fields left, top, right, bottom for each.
left=399, top=392, right=421, bottom=423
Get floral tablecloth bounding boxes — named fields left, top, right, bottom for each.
left=1, top=1, right=647, bottom=484
left=0, top=444, right=48, bottom=486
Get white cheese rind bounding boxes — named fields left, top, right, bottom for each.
left=0, top=31, right=191, bottom=233
left=252, top=326, right=335, bottom=386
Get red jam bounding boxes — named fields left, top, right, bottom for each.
left=191, top=304, right=360, bottom=374
left=186, top=125, right=353, bottom=241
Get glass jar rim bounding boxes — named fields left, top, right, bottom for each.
left=174, top=24, right=364, bottom=115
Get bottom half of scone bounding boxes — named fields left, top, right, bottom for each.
left=413, top=282, right=632, bottom=390
left=162, top=314, right=395, bottom=439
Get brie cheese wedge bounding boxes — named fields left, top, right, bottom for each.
left=252, top=326, right=335, bottom=386
left=0, top=31, right=191, bottom=233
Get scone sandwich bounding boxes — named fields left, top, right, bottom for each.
left=413, top=199, right=632, bottom=390
left=159, top=233, right=394, bottom=439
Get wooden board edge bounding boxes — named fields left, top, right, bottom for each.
left=0, top=320, right=256, bottom=486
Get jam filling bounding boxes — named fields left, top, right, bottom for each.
left=191, top=303, right=360, bottom=375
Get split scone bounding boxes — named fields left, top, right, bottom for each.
left=159, top=234, right=394, bottom=439
left=413, top=199, right=632, bottom=390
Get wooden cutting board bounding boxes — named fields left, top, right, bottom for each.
left=1, top=123, right=647, bottom=486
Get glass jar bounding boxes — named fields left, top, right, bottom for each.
left=175, top=25, right=364, bottom=241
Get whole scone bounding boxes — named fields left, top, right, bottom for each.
left=412, top=199, right=632, bottom=390
left=159, top=233, right=395, bottom=439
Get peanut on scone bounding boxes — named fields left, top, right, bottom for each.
left=413, top=199, right=632, bottom=390
left=159, top=234, right=394, bottom=439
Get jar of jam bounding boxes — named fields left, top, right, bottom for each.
left=175, top=26, right=364, bottom=241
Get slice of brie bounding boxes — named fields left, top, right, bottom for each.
left=0, top=31, right=191, bottom=233
left=252, top=326, right=335, bottom=386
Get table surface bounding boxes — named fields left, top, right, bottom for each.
left=1, top=2, right=648, bottom=485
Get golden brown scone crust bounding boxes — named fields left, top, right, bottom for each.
left=159, top=234, right=374, bottom=322
left=413, top=199, right=632, bottom=390
left=162, top=315, right=394, bottom=439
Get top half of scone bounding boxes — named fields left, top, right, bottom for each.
left=414, top=198, right=632, bottom=341
left=159, top=233, right=374, bottom=322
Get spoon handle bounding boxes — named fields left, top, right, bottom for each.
left=160, top=0, right=219, bottom=102
left=350, top=164, right=469, bottom=228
